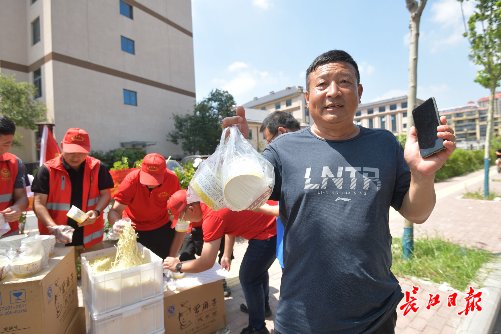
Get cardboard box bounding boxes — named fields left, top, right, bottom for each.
left=164, top=280, right=226, bottom=334
left=0, top=247, right=78, bottom=334
left=64, top=307, right=85, bottom=334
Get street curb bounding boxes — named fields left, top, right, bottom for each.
left=456, top=255, right=501, bottom=334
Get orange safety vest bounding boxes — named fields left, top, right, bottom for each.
left=38, top=155, right=104, bottom=248
left=0, top=153, right=19, bottom=234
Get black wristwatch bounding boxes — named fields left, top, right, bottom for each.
left=94, top=209, right=101, bottom=216
left=175, top=262, right=183, bottom=273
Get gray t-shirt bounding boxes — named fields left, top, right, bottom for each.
left=263, top=127, right=410, bottom=334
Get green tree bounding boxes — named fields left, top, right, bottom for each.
left=460, top=0, right=501, bottom=197
left=168, top=89, right=236, bottom=154
left=0, top=74, right=46, bottom=129
left=403, top=0, right=427, bottom=260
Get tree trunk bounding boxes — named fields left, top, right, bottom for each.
left=403, top=0, right=426, bottom=260
left=483, top=86, right=496, bottom=197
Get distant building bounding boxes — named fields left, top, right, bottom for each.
left=245, top=108, right=269, bottom=152
left=441, top=92, right=501, bottom=150
left=355, top=96, right=422, bottom=136
left=243, top=86, right=311, bottom=127
left=0, top=0, right=195, bottom=163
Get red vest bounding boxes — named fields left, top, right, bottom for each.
left=0, top=153, right=19, bottom=234
left=38, top=156, right=104, bottom=248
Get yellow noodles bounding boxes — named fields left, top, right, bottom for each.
left=89, top=220, right=146, bottom=273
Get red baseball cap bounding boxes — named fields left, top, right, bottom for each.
left=62, top=128, right=90, bottom=153
left=167, top=189, right=188, bottom=226
left=140, top=153, right=166, bottom=186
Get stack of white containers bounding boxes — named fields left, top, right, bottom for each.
left=80, top=244, right=165, bottom=334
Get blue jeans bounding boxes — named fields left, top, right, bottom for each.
left=239, top=236, right=277, bottom=330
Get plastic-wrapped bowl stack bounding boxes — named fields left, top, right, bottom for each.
left=0, top=255, right=9, bottom=280
left=10, top=255, right=42, bottom=277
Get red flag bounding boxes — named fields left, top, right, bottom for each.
left=39, top=125, right=60, bottom=166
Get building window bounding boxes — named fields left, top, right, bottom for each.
left=121, top=36, right=135, bottom=54
left=402, top=101, right=408, bottom=109
left=380, top=116, right=386, bottom=129
left=119, top=0, right=133, bottom=19
left=379, top=106, right=385, bottom=112
left=367, top=108, right=374, bottom=115
left=285, top=99, right=292, bottom=107
left=368, top=118, right=373, bottom=128
left=390, top=104, right=397, bottom=111
left=391, top=115, right=396, bottom=132
left=403, top=112, right=407, bottom=118
left=248, top=129, right=253, bottom=139
left=356, top=111, right=361, bottom=117
left=275, top=103, right=281, bottom=110
left=123, top=89, right=137, bottom=106
left=33, top=68, right=42, bottom=98
left=32, top=17, right=40, bottom=45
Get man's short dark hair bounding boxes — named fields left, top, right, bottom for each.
left=0, top=117, right=16, bottom=136
left=260, top=111, right=300, bottom=135
left=305, top=50, right=360, bottom=90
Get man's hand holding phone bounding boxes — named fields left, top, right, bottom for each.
left=405, top=97, right=456, bottom=176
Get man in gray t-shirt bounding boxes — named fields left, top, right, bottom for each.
left=223, top=50, right=456, bottom=334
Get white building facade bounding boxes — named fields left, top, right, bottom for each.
left=0, top=0, right=195, bottom=163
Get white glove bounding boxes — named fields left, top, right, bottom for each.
left=47, top=225, right=74, bottom=244
left=112, top=218, right=131, bottom=235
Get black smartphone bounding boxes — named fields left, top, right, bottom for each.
left=412, top=97, right=445, bottom=158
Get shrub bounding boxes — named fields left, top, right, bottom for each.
left=91, top=148, right=146, bottom=169
left=174, top=162, right=196, bottom=189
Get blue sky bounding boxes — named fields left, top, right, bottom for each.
left=191, top=0, right=487, bottom=110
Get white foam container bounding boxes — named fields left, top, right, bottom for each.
left=85, top=294, right=164, bottom=334
left=81, top=243, right=163, bottom=316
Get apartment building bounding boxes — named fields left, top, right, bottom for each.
left=441, top=92, right=501, bottom=149
left=0, top=0, right=195, bottom=163
left=354, top=96, right=423, bottom=136
left=243, top=86, right=311, bottom=127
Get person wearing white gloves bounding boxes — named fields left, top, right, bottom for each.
left=32, top=128, right=113, bottom=247
left=107, top=153, right=185, bottom=259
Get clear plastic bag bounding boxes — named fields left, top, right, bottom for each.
left=189, top=126, right=274, bottom=211
left=0, top=214, right=10, bottom=237
left=11, top=237, right=43, bottom=277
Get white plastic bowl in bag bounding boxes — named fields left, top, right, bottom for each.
left=189, top=126, right=274, bottom=211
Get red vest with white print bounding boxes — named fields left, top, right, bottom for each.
left=0, top=153, right=19, bottom=234
left=38, top=156, right=103, bottom=248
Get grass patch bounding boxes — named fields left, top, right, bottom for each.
left=463, top=189, right=501, bottom=200
left=391, top=237, right=494, bottom=291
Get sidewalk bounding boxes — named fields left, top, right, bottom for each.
left=223, top=166, right=501, bottom=333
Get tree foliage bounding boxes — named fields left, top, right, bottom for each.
left=460, top=0, right=500, bottom=196
left=168, top=89, right=236, bottom=154
left=461, top=0, right=501, bottom=90
left=0, top=74, right=46, bottom=129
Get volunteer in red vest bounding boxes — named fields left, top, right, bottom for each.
left=32, top=128, right=113, bottom=247
left=0, top=116, right=29, bottom=237
left=164, top=189, right=277, bottom=334
left=107, top=153, right=185, bottom=259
